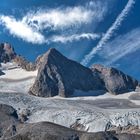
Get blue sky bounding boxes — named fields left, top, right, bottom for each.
left=0, top=0, right=140, bottom=80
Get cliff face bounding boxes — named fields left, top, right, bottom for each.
left=0, top=43, right=16, bottom=63
left=91, top=64, right=139, bottom=95
left=29, top=48, right=105, bottom=97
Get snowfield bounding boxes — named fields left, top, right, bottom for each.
left=0, top=62, right=37, bottom=93
left=0, top=63, right=140, bottom=132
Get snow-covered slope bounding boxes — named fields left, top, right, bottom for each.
left=0, top=62, right=140, bottom=133
left=0, top=62, right=37, bottom=93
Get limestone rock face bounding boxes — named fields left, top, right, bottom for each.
left=91, top=64, right=139, bottom=95
left=29, top=48, right=104, bottom=97
left=14, top=55, right=36, bottom=71
left=0, top=43, right=16, bottom=63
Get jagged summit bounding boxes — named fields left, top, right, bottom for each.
left=0, top=42, right=36, bottom=71
left=29, top=49, right=139, bottom=97
left=0, top=43, right=16, bottom=63
left=91, top=64, right=138, bottom=94
left=40, top=48, right=70, bottom=65
left=29, top=48, right=105, bottom=97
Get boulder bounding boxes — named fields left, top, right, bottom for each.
left=0, top=104, right=18, bottom=138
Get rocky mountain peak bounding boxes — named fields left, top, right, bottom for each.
left=29, top=48, right=105, bottom=97
left=91, top=64, right=139, bottom=94
left=0, top=42, right=36, bottom=71
left=0, top=43, right=16, bottom=63
left=41, top=48, right=68, bottom=65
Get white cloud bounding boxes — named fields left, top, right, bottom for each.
left=23, top=2, right=107, bottom=31
left=0, top=15, right=45, bottom=44
left=0, top=1, right=107, bottom=44
left=50, top=33, right=101, bottom=44
left=24, top=7, right=92, bottom=31
left=0, top=15, right=101, bottom=44
left=81, top=0, right=135, bottom=66
left=99, top=28, right=140, bottom=65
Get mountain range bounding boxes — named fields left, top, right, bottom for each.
left=0, top=43, right=139, bottom=98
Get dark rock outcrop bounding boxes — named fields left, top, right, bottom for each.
left=0, top=43, right=16, bottom=63
left=91, top=64, right=139, bottom=95
left=135, top=84, right=140, bottom=92
left=29, top=48, right=105, bottom=97
left=0, top=104, right=18, bottom=138
left=4, top=122, right=140, bottom=140
left=0, top=70, right=4, bottom=76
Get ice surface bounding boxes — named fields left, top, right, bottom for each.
left=0, top=63, right=140, bottom=132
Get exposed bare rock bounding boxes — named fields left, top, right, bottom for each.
left=0, top=43, right=16, bottom=63
left=0, top=43, right=36, bottom=71
left=13, top=55, right=36, bottom=71
left=0, top=104, right=18, bottom=138
left=91, top=64, right=139, bottom=95
left=3, top=122, right=140, bottom=140
left=0, top=70, right=4, bottom=76
left=135, top=84, right=140, bottom=92
left=19, top=109, right=31, bottom=123
left=29, top=48, right=105, bottom=97
left=35, top=54, right=44, bottom=69
left=107, top=125, right=140, bottom=135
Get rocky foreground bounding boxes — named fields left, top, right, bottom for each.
left=0, top=103, right=140, bottom=140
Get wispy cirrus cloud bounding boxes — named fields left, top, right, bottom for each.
left=0, top=1, right=107, bottom=44
left=99, top=28, right=140, bottom=65
left=50, top=33, right=101, bottom=44
left=81, top=0, right=135, bottom=66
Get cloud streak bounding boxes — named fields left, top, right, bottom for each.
left=100, top=28, right=140, bottom=65
left=81, top=0, right=135, bottom=66
left=50, top=33, right=101, bottom=44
